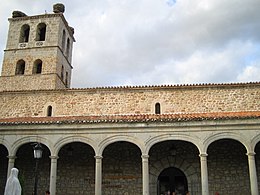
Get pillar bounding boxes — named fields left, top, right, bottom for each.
left=49, top=156, right=58, bottom=195
left=200, top=153, right=209, bottom=195
left=95, top=155, right=103, bottom=195
left=142, top=154, right=150, bottom=195
left=247, top=152, right=259, bottom=195
left=7, top=156, right=16, bottom=177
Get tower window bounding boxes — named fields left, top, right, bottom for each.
left=66, top=38, right=70, bottom=58
left=62, top=30, right=66, bottom=51
left=36, top=23, right=47, bottom=41
left=33, top=59, right=42, bottom=74
left=65, top=71, right=68, bottom=87
left=19, top=24, right=30, bottom=43
left=47, top=106, right=52, bottom=117
left=15, top=60, right=26, bottom=75
left=61, top=65, right=64, bottom=80
left=155, top=103, right=161, bottom=114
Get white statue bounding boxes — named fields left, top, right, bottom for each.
left=4, top=168, right=22, bottom=195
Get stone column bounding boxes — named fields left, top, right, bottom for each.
left=200, top=153, right=209, bottom=195
left=247, top=152, right=259, bottom=195
left=95, top=155, right=103, bottom=195
left=50, top=156, right=59, bottom=195
left=7, top=156, right=16, bottom=177
left=142, top=154, right=150, bottom=195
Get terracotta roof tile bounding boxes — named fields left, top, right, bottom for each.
left=1, top=82, right=260, bottom=93
left=0, top=111, right=259, bottom=125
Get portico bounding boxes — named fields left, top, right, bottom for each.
left=1, top=114, right=259, bottom=195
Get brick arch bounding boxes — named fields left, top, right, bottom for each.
left=202, top=132, right=250, bottom=153
left=144, top=133, right=202, bottom=155
left=97, top=135, right=144, bottom=156
left=10, top=135, right=52, bottom=156
left=53, top=135, right=96, bottom=156
left=149, top=156, right=200, bottom=194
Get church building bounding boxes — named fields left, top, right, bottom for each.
left=0, top=4, right=260, bottom=195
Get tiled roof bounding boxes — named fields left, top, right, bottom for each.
left=1, top=82, right=260, bottom=93
left=0, top=111, right=259, bottom=125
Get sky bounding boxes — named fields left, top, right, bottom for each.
left=0, top=0, right=260, bottom=88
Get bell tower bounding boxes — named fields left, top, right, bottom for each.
left=0, top=3, right=75, bottom=91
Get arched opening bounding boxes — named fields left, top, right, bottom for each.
left=255, top=141, right=260, bottom=191
left=158, top=167, right=188, bottom=195
left=33, top=59, right=42, bottom=74
left=47, top=106, right=52, bottom=117
left=15, top=60, right=25, bottom=75
left=57, top=142, right=95, bottom=195
left=36, top=23, right=47, bottom=41
left=149, top=140, right=200, bottom=195
left=62, top=30, right=66, bottom=51
left=0, top=145, right=8, bottom=195
left=61, top=65, right=64, bottom=81
left=15, top=143, right=50, bottom=195
left=207, top=139, right=248, bottom=194
left=19, top=24, right=30, bottom=43
left=103, top=141, right=142, bottom=194
left=66, top=38, right=70, bottom=58
left=65, top=71, right=68, bottom=87
left=155, top=103, right=161, bottom=114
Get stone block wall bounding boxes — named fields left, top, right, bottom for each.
left=5, top=14, right=73, bottom=53
left=0, top=74, right=66, bottom=92
left=2, top=47, right=60, bottom=76
left=0, top=13, right=73, bottom=91
left=0, top=83, right=259, bottom=118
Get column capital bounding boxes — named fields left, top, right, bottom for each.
left=199, top=153, right=208, bottom=158
left=95, top=155, right=103, bottom=159
left=49, top=155, right=59, bottom=160
left=141, top=154, right=149, bottom=159
left=7, top=155, right=17, bottom=159
left=246, top=152, right=256, bottom=156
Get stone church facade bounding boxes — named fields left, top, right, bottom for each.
left=0, top=4, right=260, bottom=195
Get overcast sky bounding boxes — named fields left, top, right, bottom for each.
left=0, top=0, right=260, bottom=88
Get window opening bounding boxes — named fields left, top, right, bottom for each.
left=65, top=71, right=68, bottom=87
left=62, top=30, right=66, bottom=51
left=66, top=38, right=70, bottom=58
left=36, top=23, right=46, bottom=41
left=155, top=103, right=161, bottom=114
left=33, top=59, right=42, bottom=74
left=47, top=106, right=52, bottom=117
left=15, top=60, right=26, bottom=75
left=19, top=24, right=30, bottom=43
left=61, top=65, right=64, bottom=80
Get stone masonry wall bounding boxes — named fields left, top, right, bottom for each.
left=2, top=47, right=61, bottom=76
left=1, top=13, right=73, bottom=91
left=0, top=83, right=259, bottom=118
left=0, top=74, right=66, bottom=91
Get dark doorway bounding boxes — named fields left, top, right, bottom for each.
left=158, top=167, right=188, bottom=195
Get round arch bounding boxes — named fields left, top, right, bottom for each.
left=53, top=135, right=96, bottom=156
left=10, top=136, right=52, bottom=156
left=0, top=137, right=11, bottom=155
left=97, top=135, right=144, bottom=156
left=145, top=133, right=202, bottom=155
left=202, top=132, right=251, bottom=153
left=251, top=133, right=260, bottom=151
left=149, top=150, right=200, bottom=195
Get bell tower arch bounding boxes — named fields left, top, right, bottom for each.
left=0, top=3, right=75, bottom=91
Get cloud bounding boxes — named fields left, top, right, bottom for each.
left=237, top=62, right=260, bottom=82
left=1, top=0, right=260, bottom=88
